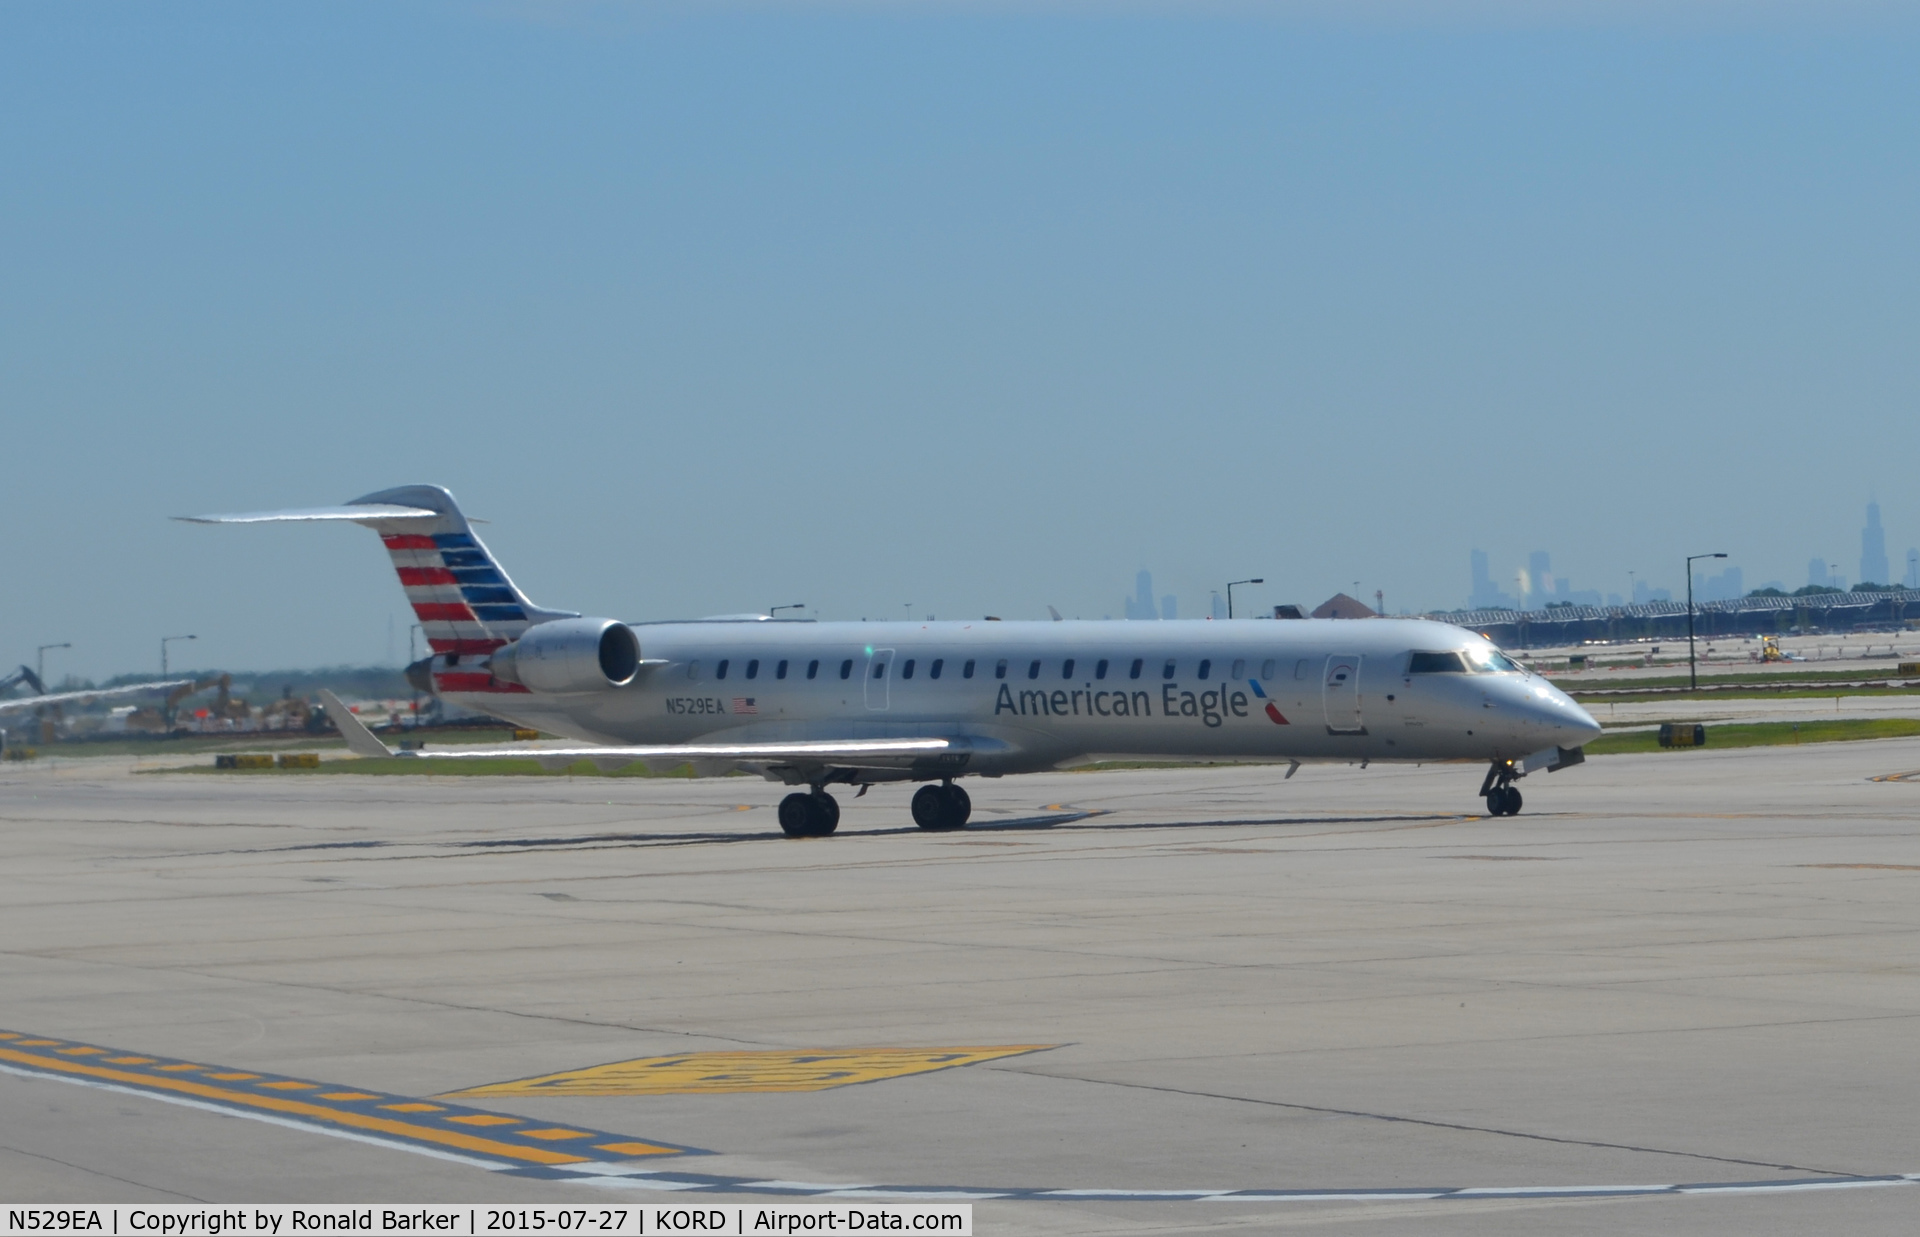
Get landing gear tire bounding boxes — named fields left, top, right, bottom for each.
left=942, top=782, right=971, bottom=828
left=1503, top=786, right=1523, bottom=816
left=912, top=782, right=971, bottom=831
left=779, top=791, right=839, bottom=837
left=1484, top=786, right=1523, bottom=817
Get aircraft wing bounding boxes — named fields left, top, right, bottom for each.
left=0, top=680, right=193, bottom=715
left=316, top=690, right=978, bottom=773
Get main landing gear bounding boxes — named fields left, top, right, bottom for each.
left=778, top=789, right=841, bottom=837
left=1479, top=761, right=1524, bottom=817
left=911, top=781, right=972, bottom=831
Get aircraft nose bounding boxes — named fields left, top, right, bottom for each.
left=1531, top=682, right=1602, bottom=746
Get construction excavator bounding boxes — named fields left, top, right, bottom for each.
left=0, top=666, right=47, bottom=698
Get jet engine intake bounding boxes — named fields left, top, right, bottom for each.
left=488, top=618, right=641, bottom=692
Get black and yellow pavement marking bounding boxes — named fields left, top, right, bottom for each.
left=446, top=1045, right=1058, bottom=1098
left=0, top=1029, right=697, bottom=1168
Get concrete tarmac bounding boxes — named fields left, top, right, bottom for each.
left=4, top=747, right=1920, bottom=1234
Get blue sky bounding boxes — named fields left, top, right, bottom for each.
left=4, top=2, right=1920, bottom=677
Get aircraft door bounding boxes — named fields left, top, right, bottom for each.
left=865, top=648, right=894, bottom=711
left=1323, top=654, right=1365, bottom=734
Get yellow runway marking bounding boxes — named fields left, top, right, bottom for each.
left=0, top=1028, right=698, bottom=1167
left=448, top=1045, right=1059, bottom=1098
left=597, top=1141, right=670, bottom=1156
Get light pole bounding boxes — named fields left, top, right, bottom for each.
left=161, top=634, right=197, bottom=677
left=770, top=603, right=806, bottom=618
left=1686, top=553, right=1727, bottom=690
left=1226, top=578, right=1263, bottom=619
left=36, top=642, right=69, bottom=686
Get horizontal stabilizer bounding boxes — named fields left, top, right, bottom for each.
left=175, top=504, right=438, bottom=525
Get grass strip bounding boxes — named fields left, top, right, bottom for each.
left=1585, top=717, right=1920, bottom=755
left=1572, top=686, right=1920, bottom=704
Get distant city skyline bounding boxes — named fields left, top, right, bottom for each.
left=1464, top=501, right=1913, bottom=613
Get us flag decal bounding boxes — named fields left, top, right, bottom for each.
left=732, top=698, right=758, bottom=714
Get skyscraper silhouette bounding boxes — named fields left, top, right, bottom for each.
left=1861, top=501, right=1890, bottom=586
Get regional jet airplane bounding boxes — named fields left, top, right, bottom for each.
left=182, top=486, right=1601, bottom=836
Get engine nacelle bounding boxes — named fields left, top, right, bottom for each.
left=488, top=618, right=641, bottom=693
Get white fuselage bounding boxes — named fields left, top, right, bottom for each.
left=439, top=617, right=1601, bottom=779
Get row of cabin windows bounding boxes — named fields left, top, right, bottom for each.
left=698, top=656, right=1298, bottom=682
left=707, top=658, right=862, bottom=681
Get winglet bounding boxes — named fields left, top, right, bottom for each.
left=317, top=690, right=396, bottom=759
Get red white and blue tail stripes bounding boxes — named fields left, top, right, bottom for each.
left=176, top=485, right=578, bottom=698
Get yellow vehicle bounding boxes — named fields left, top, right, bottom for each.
left=1760, top=635, right=1785, bottom=663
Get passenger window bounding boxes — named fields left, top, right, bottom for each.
left=930, top=659, right=943, bottom=680
left=840, top=659, right=853, bottom=680
left=1095, top=659, right=1108, bottom=680
left=1261, top=659, right=1276, bottom=680
left=1028, top=660, right=1041, bottom=679
left=873, top=660, right=887, bottom=679
left=807, top=659, right=819, bottom=680
left=717, top=659, right=730, bottom=680
left=963, top=659, right=975, bottom=679
left=1293, top=659, right=1308, bottom=680
left=1130, top=659, right=1143, bottom=679
left=1062, top=659, right=1075, bottom=679
left=1198, top=659, right=1211, bottom=680
left=995, top=659, right=1008, bottom=679
left=902, top=659, right=915, bottom=680
left=776, top=660, right=788, bottom=680
left=1162, top=659, right=1176, bottom=680
left=1230, top=659, right=1245, bottom=679
left=1408, top=651, right=1468, bottom=673
left=746, top=659, right=759, bottom=680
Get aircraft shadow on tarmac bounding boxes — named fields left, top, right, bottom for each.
left=222, top=810, right=1471, bottom=858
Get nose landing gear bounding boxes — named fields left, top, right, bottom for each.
left=1479, top=761, right=1524, bottom=817
left=778, top=788, right=841, bottom=837
left=911, top=780, right=972, bottom=831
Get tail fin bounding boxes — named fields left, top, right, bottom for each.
left=179, top=484, right=577, bottom=656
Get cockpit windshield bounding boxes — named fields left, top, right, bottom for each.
left=1462, top=646, right=1523, bottom=674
